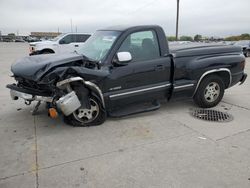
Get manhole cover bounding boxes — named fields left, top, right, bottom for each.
left=191, top=109, right=233, bottom=122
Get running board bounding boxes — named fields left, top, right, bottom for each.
left=109, top=101, right=161, bottom=118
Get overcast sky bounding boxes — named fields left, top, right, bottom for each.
left=0, top=0, right=249, bottom=37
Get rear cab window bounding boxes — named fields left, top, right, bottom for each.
left=76, top=34, right=91, bottom=42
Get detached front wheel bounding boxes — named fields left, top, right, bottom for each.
left=64, top=96, right=106, bottom=127
left=194, top=75, right=225, bottom=108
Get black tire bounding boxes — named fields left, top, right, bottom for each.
left=41, top=50, right=54, bottom=54
left=64, top=95, right=106, bottom=127
left=193, top=75, right=225, bottom=108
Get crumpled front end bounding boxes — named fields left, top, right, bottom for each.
left=7, top=51, right=108, bottom=122
left=7, top=74, right=105, bottom=120
left=7, top=77, right=84, bottom=117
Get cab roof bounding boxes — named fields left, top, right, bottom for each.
left=99, top=25, right=162, bottom=32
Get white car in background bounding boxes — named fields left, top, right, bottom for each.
left=29, top=33, right=91, bottom=55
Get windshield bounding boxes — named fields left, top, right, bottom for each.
left=78, top=30, right=121, bottom=62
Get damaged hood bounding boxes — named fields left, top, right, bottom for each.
left=11, top=53, right=84, bottom=81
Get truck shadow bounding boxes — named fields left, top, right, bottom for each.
left=110, top=99, right=194, bottom=121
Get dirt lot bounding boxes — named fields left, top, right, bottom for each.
left=0, top=42, right=250, bottom=188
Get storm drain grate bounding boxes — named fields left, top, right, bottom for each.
left=191, top=109, right=233, bottom=122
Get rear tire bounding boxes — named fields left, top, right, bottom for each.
left=64, top=95, right=106, bottom=127
left=193, top=75, right=225, bottom=108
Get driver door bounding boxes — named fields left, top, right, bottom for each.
left=106, top=30, right=172, bottom=107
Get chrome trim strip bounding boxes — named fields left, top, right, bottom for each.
left=109, top=84, right=171, bottom=99
left=174, top=84, right=194, bottom=90
left=192, top=68, right=232, bottom=97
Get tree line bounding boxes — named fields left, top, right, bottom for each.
left=168, top=33, right=250, bottom=42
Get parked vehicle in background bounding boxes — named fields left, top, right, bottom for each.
left=29, top=33, right=91, bottom=55
left=234, top=40, right=250, bottom=57
left=15, top=37, right=25, bottom=43
left=2, top=37, right=14, bottom=42
left=224, top=41, right=235, bottom=45
left=7, top=25, right=247, bottom=126
left=24, top=36, right=41, bottom=43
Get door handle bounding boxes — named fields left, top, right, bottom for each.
left=155, top=64, right=164, bottom=71
left=75, top=44, right=79, bottom=47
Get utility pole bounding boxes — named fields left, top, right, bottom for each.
left=70, top=18, right=73, bottom=33
left=176, top=0, right=180, bottom=41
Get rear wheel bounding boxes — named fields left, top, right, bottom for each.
left=193, top=75, right=225, bottom=108
left=64, top=95, right=106, bottom=127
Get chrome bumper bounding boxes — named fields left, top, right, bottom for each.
left=10, top=89, right=53, bottom=102
left=10, top=89, right=81, bottom=116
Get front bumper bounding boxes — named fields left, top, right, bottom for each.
left=6, top=84, right=52, bottom=96
left=239, top=73, right=247, bottom=85
left=8, top=86, right=81, bottom=116
left=10, top=89, right=53, bottom=102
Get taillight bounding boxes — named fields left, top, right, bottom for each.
left=240, top=60, right=245, bottom=70
left=29, top=46, right=34, bottom=53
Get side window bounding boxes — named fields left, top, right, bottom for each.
left=76, top=34, right=91, bottom=42
left=118, top=30, right=160, bottom=62
left=60, top=34, right=73, bottom=44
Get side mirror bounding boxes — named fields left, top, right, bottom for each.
left=113, top=52, right=132, bottom=66
left=117, top=52, right=132, bottom=62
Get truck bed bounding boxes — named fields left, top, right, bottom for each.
left=169, top=43, right=242, bottom=57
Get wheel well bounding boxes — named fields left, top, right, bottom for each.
left=193, top=70, right=231, bottom=97
left=41, top=49, right=54, bottom=54
left=67, top=79, right=105, bottom=108
left=214, top=71, right=231, bottom=88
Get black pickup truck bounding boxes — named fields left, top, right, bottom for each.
left=7, top=25, right=247, bottom=126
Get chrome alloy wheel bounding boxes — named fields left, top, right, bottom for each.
left=73, top=98, right=99, bottom=123
left=204, top=82, right=220, bottom=103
